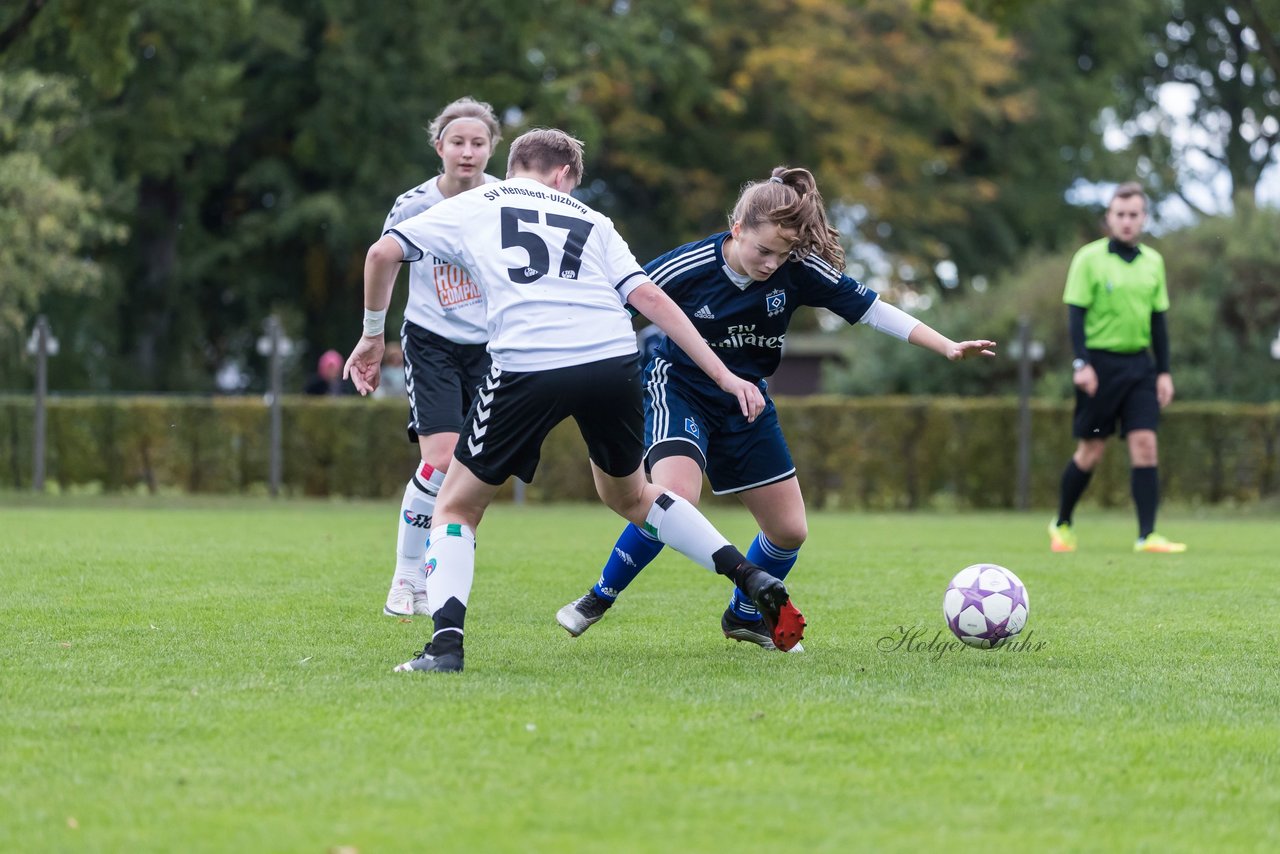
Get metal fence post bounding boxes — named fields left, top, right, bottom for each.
left=27, top=316, right=58, bottom=493
left=1013, top=317, right=1044, bottom=511
left=257, top=316, right=290, bottom=497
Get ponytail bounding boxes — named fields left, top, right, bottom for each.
left=729, top=166, right=844, bottom=268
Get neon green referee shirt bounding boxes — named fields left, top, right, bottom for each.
left=1063, top=238, right=1169, bottom=353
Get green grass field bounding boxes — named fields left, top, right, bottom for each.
left=2, top=498, right=1277, bottom=852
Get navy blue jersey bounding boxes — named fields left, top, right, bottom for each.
left=646, top=232, right=878, bottom=383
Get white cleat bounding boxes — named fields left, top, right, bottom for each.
left=412, top=591, right=431, bottom=616
left=383, top=584, right=413, bottom=617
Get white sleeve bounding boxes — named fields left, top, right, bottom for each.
left=384, top=203, right=465, bottom=267
left=856, top=298, right=921, bottom=341
left=599, top=220, right=648, bottom=301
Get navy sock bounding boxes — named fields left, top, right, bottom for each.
left=1057, top=459, right=1093, bottom=526
left=1132, top=466, right=1158, bottom=539
left=592, top=523, right=665, bottom=602
left=729, top=532, right=799, bottom=620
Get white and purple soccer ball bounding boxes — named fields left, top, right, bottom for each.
left=943, top=563, right=1029, bottom=649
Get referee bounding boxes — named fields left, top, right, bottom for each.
left=1048, top=182, right=1186, bottom=554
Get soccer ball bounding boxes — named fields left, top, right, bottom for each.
left=943, top=563, right=1029, bottom=649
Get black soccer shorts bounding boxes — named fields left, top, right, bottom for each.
left=401, top=320, right=491, bottom=442
left=1072, top=349, right=1160, bottom=439
left=453, top=353, right=644, bottom=485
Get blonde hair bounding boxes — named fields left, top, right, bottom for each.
left=506, top=128, right=585, bottom=185
left=427, top=96, right=502, bottom=145
left=730, top=167, right=844, bottom=268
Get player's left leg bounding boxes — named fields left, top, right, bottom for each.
left=1126, top=429, right=1185, bottom=552
left=591, top=464, right=802, bottom=650
left=728, top=478, right=808, bottom=650
left=1121, top=368, right=1185, bottom=553
left=557, top=453, right=704, bottom=637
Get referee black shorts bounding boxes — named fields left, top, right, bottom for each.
left=453, top=353, right=644, bottom=486
left=401, top=320, right=491, bottom=443
left=1073, top=349, right=1159, bottom=440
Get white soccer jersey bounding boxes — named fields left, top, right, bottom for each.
left=383, top=174, right=501, bottom=344
left=386, top=177, right=648, bottom=372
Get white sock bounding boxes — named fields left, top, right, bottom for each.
left=391, top=462, right=446, bottom=593
left=424, top=523, right=477, bottom=614
left=643, top=492, right=730, bottom=572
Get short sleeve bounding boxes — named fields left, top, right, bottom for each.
left=384, top=202, right=466, bottom=267
left=598, top=221, right=647, bottom=300
left=1151, top=254, right=1170, bottom=312
left=1063, top=248, right=1094, bottom=307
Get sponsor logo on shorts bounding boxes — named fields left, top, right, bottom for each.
left=684, top=417, right=700, bottom=439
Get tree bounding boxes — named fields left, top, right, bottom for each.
left=1109, top=0, right=1280, bottom=212
left=0, top=70, right=125, bottom=361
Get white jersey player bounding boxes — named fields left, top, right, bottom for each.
left=354, top=97, right=503, bottom=619
left=344, top=128, right=806, bottom=673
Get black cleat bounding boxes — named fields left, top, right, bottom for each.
left=556, top=590, right=611, bottom=637
left=722, top=609, right=778, bottom=649
left=393, top=643, right=463, bottom=673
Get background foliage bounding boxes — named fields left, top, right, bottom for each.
left=1, top=0, right=1277, bottom=396
left=3, top=395, right=1275, bottom=506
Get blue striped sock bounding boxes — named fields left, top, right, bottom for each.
left=729, top=532, right=799, bottom=620
left=592, top=524, right=665, bottom=602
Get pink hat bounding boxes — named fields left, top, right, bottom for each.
left=319, top=349, right=343, bottom=371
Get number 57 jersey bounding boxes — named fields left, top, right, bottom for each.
left=385, top=177, right=649, bottom=373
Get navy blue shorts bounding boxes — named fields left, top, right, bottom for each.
left=401, top=320, right=491, bottom=442
left=1073, top=349, right=1160, bottom=440
left=643, top=357, right=796, bottom=495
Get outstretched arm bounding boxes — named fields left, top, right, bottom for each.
left=858, top=299, right=996, bottom=360
left=907, top=323, right=997, bottom=361
left=626, top=281, right=765, bottom=421
left=344, top=235, right=404, bottom=395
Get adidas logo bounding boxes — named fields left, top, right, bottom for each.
left=694, top=305, right=715, bottom=319
left=613, top=548, right=636, bottom=567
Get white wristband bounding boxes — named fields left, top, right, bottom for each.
left=363, top=308, right=387, bottom=337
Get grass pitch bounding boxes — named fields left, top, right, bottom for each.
left=1, top=498, right=1277, bottom=852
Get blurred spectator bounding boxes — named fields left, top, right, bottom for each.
left=374, top=342, right=409, bottom=398
left=304, top=349, right=354, bottom=396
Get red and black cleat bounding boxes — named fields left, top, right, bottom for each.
left=761, top=598, right=806, bottom=652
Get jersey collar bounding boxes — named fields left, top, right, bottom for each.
left=716, top=233, right=754, bottom=291
left=1107, top=238, right=1142, bottom=263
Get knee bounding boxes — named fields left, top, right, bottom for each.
left=763, top=521, right=807, bottom=551
left=1074, top=442, right=1105, bottom=471
left=1129, top=432, right=1159, bottom=466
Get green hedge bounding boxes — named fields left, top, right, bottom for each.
left=1, top=395, right=1276, bottom=508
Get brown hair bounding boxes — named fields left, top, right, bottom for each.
left=730, top=167, right=844, bottom=268
left=1109, top=181, right=1147, bottom=210
left=427, top=96, right=502, bottom=145
left=506, top=128, right=585, bottom=185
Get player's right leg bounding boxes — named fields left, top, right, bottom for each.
left=386, top=439, right=450, bottom=617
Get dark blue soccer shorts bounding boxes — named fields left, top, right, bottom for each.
left=642, top=356, right=796, bottom=495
